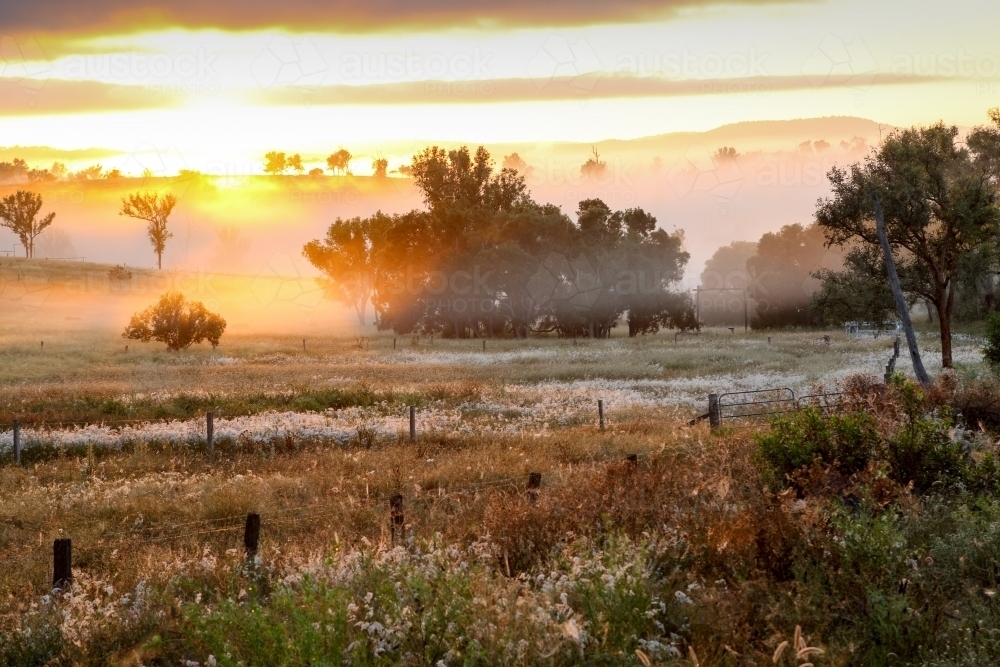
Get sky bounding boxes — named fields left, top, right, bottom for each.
left=2, top=0, right=999, bottom=175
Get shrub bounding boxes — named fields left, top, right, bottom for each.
left=756, top=408, right=880, bottom=486
left=985, top=312, right=1000, bottom=368
left=885, top=414, right=969, bottom=493
left=123, top=292, right=226, bottom=351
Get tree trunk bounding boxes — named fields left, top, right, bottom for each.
left=872, top=192, right=931, bottom=385
left=157, top=252, right=162, bottom=270
left=939, top=282, right=955, bottom=368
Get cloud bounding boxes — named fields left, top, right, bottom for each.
left=243, top=72, right=955, bottom=106
left=0, top=78, right=182, bottom=115
left=1, top=0, right=813, bottom=35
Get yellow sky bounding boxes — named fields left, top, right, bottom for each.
left=1, top=0, right=999, bottom=174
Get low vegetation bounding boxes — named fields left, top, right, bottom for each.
left=1, top=325, right=1000, bottom=665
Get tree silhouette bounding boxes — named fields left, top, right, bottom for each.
left=372, top=154, right=389, bottom=178
left=287, top=153, right=305, bottom=174
left=0, top=190, right=55, bottom=258
left=123, top=292, right=226, bottom=350
left=326, top=149, right=353, bottom=175
left=120, top=192, right=177, bottom=269
left=580, top=146, right=607, bottom=179
left=264, top=151, right=287, bottom=175
left=817, top=121, right=1000, bottom=368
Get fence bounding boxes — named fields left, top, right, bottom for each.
left=14, top=453, right=645, bottom=593
left=1, top=399, right=617, bottom=466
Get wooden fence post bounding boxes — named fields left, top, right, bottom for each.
left=598, top=400, right=605, bottom=431
left=53, top=538, right=71, bottom=590
left=206, top=412, right=214, bottom=455
left=482, top=340, right=486, bottom=352
left=302, top=339, right=306, bottom=351
left=390, top=494, right=404, bottom=544
left=244, top=513, right=260, bottom=558
left=409, top=406, right=416, bottom=441
left=527, top=472, right=542, bottom=501
left=13, top=419, right=20, bottom=465
left=393, top=338, right=397, bottom=350
left=708, top=394, right=721, bottom=429
left=767, top=336, right=771, bottom=346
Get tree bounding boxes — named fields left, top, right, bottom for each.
left=326, top=149, right=353, bottom=175
left=746, top=223, right=830, bottom=328
left=580, top=146, right=607, bottom=179
left=304, top=213, right=393, bottom=326
left=308, top=168, right=324, bottom=177
left=287, top=154, right=304, bottom=174
left=264, top=151, right=287, bottom=175
left=73, top=165, right=103, bottom=180
left=0, top=190, right=55, bottom=258
left=713, top=146, right=739, bottom=162
left=104, top=168, right=123, bottom=179
left=123, top=292, right=226, bottom=350
left=816, top=121, right=1000, bottom=367
left=120, top=192, right=177, bottom=269
left=372, top=155, right=388, bottom=178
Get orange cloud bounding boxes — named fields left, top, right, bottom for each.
left=1, top=0, right=814, bottom=35
left=244, top=72, right=956, bottom=106
left=0, top=78, right=182, bottom=115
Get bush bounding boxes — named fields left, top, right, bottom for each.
left=886, top=414, right=969, bottom=493
left=756, top=408, right=880, bottom=487
left=985, top=312, right=1000, bottom=368
left=123, top=292, right=226, bottom=351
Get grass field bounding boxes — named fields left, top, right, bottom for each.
left=1, top=276, right=999, bottom=665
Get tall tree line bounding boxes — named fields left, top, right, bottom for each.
left=304, top=146, right=694, bottom=338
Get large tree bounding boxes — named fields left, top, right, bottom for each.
left=303, top=212, right=393, bottom=325
left=120, top=192, right=177, bottom=269
left=816, top=122, right=1000, bottom=367
left=0, top=190, right=55, bottom=258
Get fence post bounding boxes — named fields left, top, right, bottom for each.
left=527, top=472, right=542, bottom=501
left=598, top=400, right=605, bottom=431
left=483, top=340, right=486, bottom=352
left=767, top=336, right=771, bottom=346
left=393, top=337, right=397, bottom=350
left=708, top=394, right=721, bottom=429
left=409, top=406, right=416, bottom=441
left=302, top=339, right=306, bottom=351
left=206, top=412, right=214, bottom=455
left=244, top=513, right=260, bottom=558
left=53, top=538, right=71, bottom=590
left=13, top=419, right=20, bottom=465
left=390, top=494, right=404, bottom=544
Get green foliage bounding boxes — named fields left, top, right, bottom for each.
left=758, top=379, right=1000, bottom=496
left=756, top=407, right=880, bottom=484
left=123, top=292, right=226, bottom=351
left=984, top=312, right=1000, bottom=367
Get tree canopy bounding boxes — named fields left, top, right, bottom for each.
left=816, top=120, right=1000, bottom=367
left=304, top=145, right=693, bottom=338
left=123, top=292, right=226, bottom=350
left=120, top=192, right=177, bottom=269
left=0, top=190, right=55, bottom=258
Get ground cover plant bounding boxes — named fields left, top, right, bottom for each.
left=2, top=327, right=1000, bottom=665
